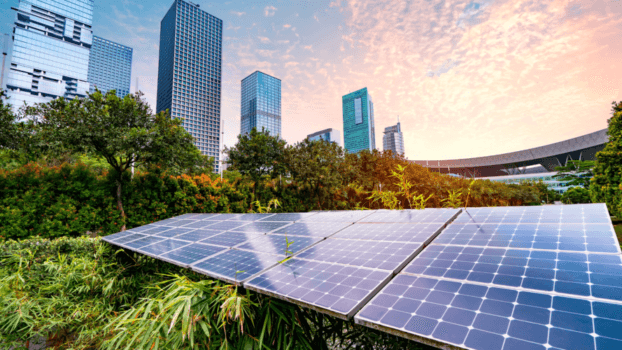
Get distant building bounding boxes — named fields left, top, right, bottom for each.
left=240, top=71, right=281, bottom=137
left=155, top=0, right=223, bottom=171
left=478, top=172, right=580, bottom=194
left=383, top=118, right=405, bottom=155
left=307, top=128, right=341, bottom=146
left=87, top=36, right=132, bottom=98
left=342, top=87, right=376, bottom=153
left=5, top=0, right=94, bottom=110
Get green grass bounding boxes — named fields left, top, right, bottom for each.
left=615, top=224, right=622, bottom=245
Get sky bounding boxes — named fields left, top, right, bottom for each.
left=1, top=0, right=621, bottom=160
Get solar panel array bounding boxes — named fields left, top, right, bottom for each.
left=102, top=204, right=622, bottom=350
left=355, top=203, right=622, bottom=350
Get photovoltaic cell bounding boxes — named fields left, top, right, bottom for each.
left=360, top=209, right=460, bottom=223
left=128, top=224, right=158, bottom=232
left=229, top=221, right=291, bottom=234
left=298, top=210, right=376, bottom=223
left=236, top=235, right=322, bottom=255
left=202, top=221, right=251, bottom=231
left=434, top=222, right=620, bottom=253
left=403, top=244, right=622, bottom=302
left=453, top=204, right=611, bottom=225
left=138, top=239, right=190, bottom=257
left=192, top=249, right=284, bottom=285
left=331, top=223, right=445, bottom=243
left=159, top=243, right=226, bottom=267
left=226, top=213, right=276, bottom=221
left=200, top=231, right=262, bottom=248
left=108, top=232, right=147, bottom=245
left=245, top=258, right=392, bottom=319
left=175, top=229, right=224, bottom=242
left=153, top=227, right=196, bottom=238
left=180, top=220, right=222, bottom=229
left=141, top=226, right=175, bottom=235
left=165, top=219, right=199, bottom=227
left=270, top=222, right=352, bottom=238
left=122, top=235, right=166, bottom=249
left=295, top=239, right=424, bottom=273
left=355, top=275, right=622, bottom=350
left=257, top=212, right=319, bottom=222
left=103, top=230, right=142, bottom=243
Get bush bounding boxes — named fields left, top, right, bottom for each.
left=562, top=187, right=592, bottom=204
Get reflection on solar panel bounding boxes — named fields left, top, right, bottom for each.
left=332, top=223, right=446, bottom=243
left=201, top=231, right=262, bottom=248
left=141, top=226, right=175, bottom=235
left=153, top=227, right=195, bottom=238
left=123, top=235, right=166, bottom=249
left=296, top=239, right=424, bottom=273
left=165, top=219, right=198, bottom=227
left=258, top=212, right=319, bottom=222
left=404, top=245, right=622, bottom=302
left=180, top=220, right=222, bottom=229
left=299, top=210, right=376, bottom=223
left=356, top=275, right=622, bottom=350
left=236, top=235, right=323, bottom=255
left=203, top=221, right=250, bottom=231
left=139, top=239, right=190, bottom=258
left=109, top=232, right=147, bottom=245
left=434, top=222, right=620, bottom=253
left=226, top=213, right=276, bottom=221
left=270, top=222, right=351, bottom=238
left=360, top=209, right=460, bottom=223
left=229, top=221, right=291, bottom=234
left=453, top=203, right=611, bottom=225
left=193, top=249, right=284, bottom=285
left=159, top=243, right=226, bottom=267
left=104, top=230, right=143, bottom=242
left=245, top=259, right=392, bottom=319
left=175, top=229, right=225, bottom=242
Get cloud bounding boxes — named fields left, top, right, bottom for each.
left=303, top=45, right=314, bottom=52
left=230, top=11, right=246, bottom=16
left=264, top=5, right=277, bottom=17
left=257, top=36, right=271, bottom=43
left=283, top=24, right=292, bottom=28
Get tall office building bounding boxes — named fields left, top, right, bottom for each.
left=240, top=71, right=281, bottom=137
left=342, top=87, right=376, bottom=153
left=383, top=118, right=405, bottom=155
left=307, top=128, right=341, bottom=146
left=87, top=36, right=133, bottom=98
left=156, top=0, right=223, bottom=171
left=5, top=0, right=93, bottom=110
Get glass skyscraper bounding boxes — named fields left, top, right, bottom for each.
left=156, top=0, right=223, bottom=171
left=87, top=36, right=133, bottom=98
left=383, top=119, right=405, bottom=156
left=240, top=71, right=282, bottom=137
left=342, top=87, right=376, bottom=153
left=307, top=128, right=341, bottom=147
left=5, top=0, right=93, bottom=110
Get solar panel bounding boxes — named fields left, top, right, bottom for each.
left=122, top=235, right=166, bottom=249
left=360, top=209, right=460, bottom=223
left=140, top=226, right=175, bottom=235
left=103, top=230, right=143, bottom=243
left=434, top=222, right=620, bottom=253
left=164, top=219, right=199, bottom=227
left=404, top=244, right=622, bottom=302
left=269, top=222, right=352, bottom=238
left=355, top=275, right=622, bottom=350
left=180, top=220, right=222, bottom=229
left=107, top=232, right=147, bottom=245
left=228, top=221, right=291, bottom=234
left=331, top=222, right=446, bottom=243
left=298, top=210, right=377, bottom=223
left=192, top=249, right=284, bottom=285
left=244, top=258, right=392, bottom=319
left=128, top=224, right=158, bottom=232
left=175, top=229, right=225, bottom=242
left=226, top=213, right=276, bottom=221
left=295, top=239, right=425, bottom=273
left=453, top=204, right=611, bottom=225
left=257, top=212, right=319, bottom=222
left=138, top=239, right=191, bottom=258
left=153, top=227, right=196, bottom=238
left=159, top=243, right=227, bottom=267
left=202, top=221, right=251, bottom=231
left=235, top=235, right=323, bottom=255
left=200, top=231, right=263, bottom=248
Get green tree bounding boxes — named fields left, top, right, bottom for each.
left=225, top=127, right=287, bottom=197
left=0, top=90, right=41, bottom=166
left=553, top=160, right=595, bottom=188
left=591, top=101, right=622, bottom=217
left=286, top=139, right=345, bottom=209
left=26, top=90, right=208, bottom=230
left=562, top=187, right=592, bottom=204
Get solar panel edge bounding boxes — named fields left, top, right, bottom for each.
left=156, top=243, right=227, bottom=268
left=428, top=242, right=622, bottom=256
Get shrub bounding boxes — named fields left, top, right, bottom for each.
left=562, top=187, right=592, bottom=204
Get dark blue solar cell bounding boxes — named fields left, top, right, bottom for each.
left=508, top=320, right=548, bottom=344
left=555, top=281, right=591, bottom=296
left=493, top=274, right=522, bottom=287
left=517, top=292, right=552, bottom=308
left=553, top=296, right=591, bottom=315
left=392, top=298, right=421, bottom=314
left=416, top=302, right=446, bottom=319
left=392, top=274, right=417, bottom=286
left=464, top=329, right=504, bottom=350
left=548, top=327, right=595, bottom=350
left=380, top=310, right=411, bottom=329
left=593, top=285, right=622, bottom=301
left=556, top=270, right=589, bottom=283
left=589, top=254, right=622, bottom=264
left=404, top=316, right=437, bottom=335
left=551, top=311, right=593, bottom=333
left=503, top=337, right=546, bottom=350
left=594, top=318, right=622, bottom=340
left=435, top=280, right=461, bottom=293
left=442, top=308, right=476, bottom=326
left=486, top=287, right=518, bottom=302
left=404, top=287, right=430, bottom=300
left=597, top=337, right=622, bottom=349
left=413, top=277, right=438, bottom=289
left=432, top=322, right=468, bottom=345
left=480, top=299, right=514, bottom=317
left=473, top=313, right=509, bottom=334
left=593, top=302, right=622, bottom=321
left=426, top=291, right=454, bottom=304
left=445, top=269, right=469, bottom=280
left=383, top=283, right=408, bottom=296
left=468, top=272, right=495, bottom=283
left=372, top=294, right=398, bottom=308
left=451, top=295, right=482, bottom=311
left=513, top=305, right=550, bottom=325
left=525, top=267, right=555, bottom=279
left=522, top=277, right=555, bottom=292
left=459, top=284, right=487, bottom=297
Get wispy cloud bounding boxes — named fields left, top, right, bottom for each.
left=264, top=5, right=277, bottom=17
left=230, top=11, right=246, bottom=16
left=257, top=36, right=271, bottom=43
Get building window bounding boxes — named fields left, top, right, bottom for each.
left=354, top=98, right=362, bottom=124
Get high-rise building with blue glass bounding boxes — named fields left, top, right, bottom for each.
left=383, top=118, right=405, bottom=156
left=240, top=71, right=281, bottom=137
left=5, top=0, right=93, bottom=110
left=156, top=0, right=223, bottom=171
left=342, top=87, right=376, bottom=153
left=307, top=128, right=341, bottom=147
left=87, top=36, right=133, bottom=98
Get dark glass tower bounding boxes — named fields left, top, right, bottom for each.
left=342, top=87, right=376, bottom=153
left=156, top=0, right=223, bottom=171
left=240, top=71, right=282, bottom=137
left=87, top=36, right=133, bottom=98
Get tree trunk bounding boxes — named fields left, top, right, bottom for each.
left=116, top=180, right=126, bottom=231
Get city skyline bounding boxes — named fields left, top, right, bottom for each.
left=1, top=0, right=621, bottom=160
